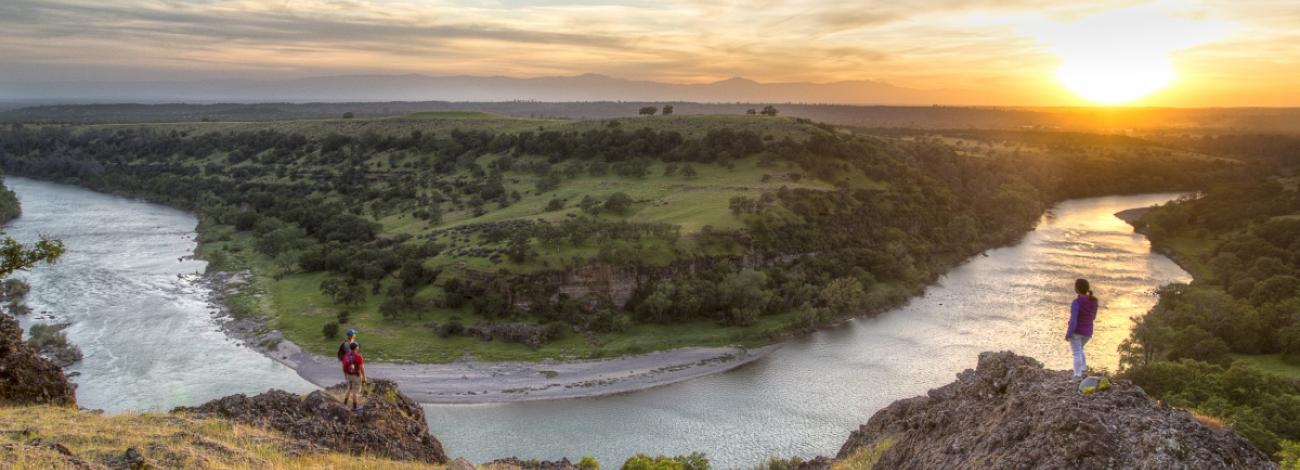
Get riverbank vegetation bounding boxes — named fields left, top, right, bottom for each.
left=0, top=113, right=1236, bottom=362
left=1120, top=167, right=1300, bottom=458
left=0, top=174, right=18, bottom=224
left=24, top=322, right=83, bottom=367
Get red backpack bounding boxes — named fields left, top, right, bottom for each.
left=343, top=350, right=359, bottom=375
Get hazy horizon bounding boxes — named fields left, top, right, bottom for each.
left=3, top=1, right=1299, bottom=107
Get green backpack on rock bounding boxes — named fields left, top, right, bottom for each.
left=1079, top=376, right=1112, bottom=394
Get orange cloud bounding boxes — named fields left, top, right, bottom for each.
left=0, top=0, right=1293, bottom=106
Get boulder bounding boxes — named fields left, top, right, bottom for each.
left=827, top=351, right=1275, bottom=469
left=176, top=379, right=447, bottom=464
left=484, top=457, right=580, bottom=470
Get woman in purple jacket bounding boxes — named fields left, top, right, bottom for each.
left=1066, top=278, right=1099, bottom=378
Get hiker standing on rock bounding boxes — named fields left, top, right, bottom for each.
left=337, top=328, right=358, bottom=382
left=337, top=328, right=358, bottom=362
left=1066, top=278, right=1099, bottom=379
left=343, top=342, right=367, bottom=410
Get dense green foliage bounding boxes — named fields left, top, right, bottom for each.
left=1280, top=440, right=1300, bottom=469
left=0, top=174, right=18, bottom=224
left=0, top=117, right=1232, bottom=360
left=620, top=452, right=709, bottom=470
left=1120, top=176, right=1300, bottom=457
left=0, top=173, right=63, bottom=279
left=1123, top=360, right=1300, bottom=456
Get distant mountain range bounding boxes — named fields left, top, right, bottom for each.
left=0, top=73, right=980, bottom=105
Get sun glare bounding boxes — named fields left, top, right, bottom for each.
left=1023, top=2, right=1228, bottom=105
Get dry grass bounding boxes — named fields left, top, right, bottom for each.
left=0, top=405, right=439, bottom=470
left=829, top=437, right=896, bottom=470
left=1191, top=411, right=1227, bottom=430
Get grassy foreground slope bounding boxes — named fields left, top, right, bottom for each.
left=0, top=406, right=434, bottom=470
left=0, top=111, right=1235, bottom=363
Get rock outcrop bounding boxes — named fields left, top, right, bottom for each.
left=0, top=313, right=76, bottom=406
left=484, top=457, right=581, bottom=470
left=824, top=351, right=1274, bottom=469
left=176, top=379, right=448, bottom=464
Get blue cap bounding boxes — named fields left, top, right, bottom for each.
left=345, top=328, right=356, bottom=338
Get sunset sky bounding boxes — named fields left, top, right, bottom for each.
left=1, top=0, right=1297, bottom=106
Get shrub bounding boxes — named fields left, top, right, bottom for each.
left=621, top=454, right=681, bottom=470
left=1, top=278, right=30, bottom=301
left=322, top=322, right=340, bottom=339
left=26, top=323, right=83, bottom=367
left=820, top=277, right=867, bottom=314
left=1278, top=440, right=1300, bottom=469
left=755, top=456, right=803, bottom=470
left=437, top=317, right=465, bottom=338
left=1167, top=326, right=1232, bottom=366
left=674, top=452, right=709, bottom=470
left=1280, top=324, right=1300, bottom=363
left=336, top=310, right=351, bottom=324
left=604, top=192, right=634, bottom=215
left=1251, top=275, right=1300, bottom=306
left=578, top=456, right=600, bottom=470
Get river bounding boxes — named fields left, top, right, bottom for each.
left=3, top=177, right=1188, bottom=467
left=2, top=177, right=316, bottom=411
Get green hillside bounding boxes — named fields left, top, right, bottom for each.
left=1118, top=173, right=1300, bottom=456
left=0, top=112, right=1235, bottom=363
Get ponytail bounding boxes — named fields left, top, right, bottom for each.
left=1075, top=278, right=1097, bottom=301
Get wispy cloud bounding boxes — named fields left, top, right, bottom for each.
left=0, top=0, right=1292, bottom=105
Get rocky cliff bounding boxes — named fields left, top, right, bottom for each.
left=815, top=351, right=1274, bottom=469
left=0, top=313, right=76, bottom=406
left=176, top=379, right=449, bottom=464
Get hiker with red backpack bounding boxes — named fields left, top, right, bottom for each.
left=342, top=342, right=367, bottom=410
left=337, top=328, right=358, bottom=363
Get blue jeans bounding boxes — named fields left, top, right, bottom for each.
left=1069, top=334, right=1091, bottom=378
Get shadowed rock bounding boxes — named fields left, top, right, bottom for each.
left=0, top=314, right=76, bottom=406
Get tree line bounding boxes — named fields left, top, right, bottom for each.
left=1120, top=177, right=1300, bottom=457
left=0, top=121, right=1237, bottom=349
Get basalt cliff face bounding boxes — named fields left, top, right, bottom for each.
left=0, top=313, right=76, bottom=407
left=811, top=351, right=1274, bottom=469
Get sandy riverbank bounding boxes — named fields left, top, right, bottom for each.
left=206, top=272, right=776, bottom=404
left=263, top=339, right=775, bottom=403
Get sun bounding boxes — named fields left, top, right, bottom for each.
left=1055, top=54, right=1175, bottom=105
left=1022, top=2, right=1228, bottom=105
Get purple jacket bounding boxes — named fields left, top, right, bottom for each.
left=1067, top=295, right=1098, bottom=338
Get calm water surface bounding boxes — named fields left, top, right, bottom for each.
left=421, top=193, right=1190, bottom=466
left=4, top=177, right=1187, bottom=467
